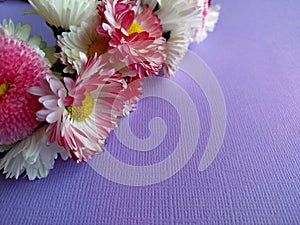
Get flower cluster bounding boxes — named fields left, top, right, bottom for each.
left=0, top=0, right=220, bottom=180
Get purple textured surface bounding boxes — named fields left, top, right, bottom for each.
left=1, top=0, right=300, bottom=224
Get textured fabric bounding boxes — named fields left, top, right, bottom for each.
left=1, top=0, right=300, bottom=224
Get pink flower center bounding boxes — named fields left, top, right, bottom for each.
left=66, top=92, right=94, bottom=122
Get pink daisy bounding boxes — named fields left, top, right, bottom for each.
left=0, top=34, right=51, bottom=145
left=97, top=0, right=167, bottom=78
left=29, top=53, right=140, bottom=162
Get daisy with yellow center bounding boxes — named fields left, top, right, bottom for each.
left=29, top=53, right=137, bottom=162
left=66, top=92, right=94, bottom=122
left=127, top=22, right=143, bottom=35
left=97, top=0, right=167, bottom=77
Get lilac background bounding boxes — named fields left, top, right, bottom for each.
left=1, top=0, right=300, bottom=224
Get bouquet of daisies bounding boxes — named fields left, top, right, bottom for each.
left=0, top=0, right=220, bottom=180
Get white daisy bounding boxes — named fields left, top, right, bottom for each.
left=27, top=0, right=99, bottom=29
left=156, top=0, right=204, bottom=33
left=162, top=27, right=190, bottom=76
left=0, top=126, right=69, bottom=180
left=153, top=0, right=203, bottom=76
left=154, top=0, right=220, bottom=76
left=58, top=16, right=109, bottom=73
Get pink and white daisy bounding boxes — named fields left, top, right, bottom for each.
left=0, top=126, right=69, bottom=180
left=30, top=53, right=140, bottom=162
left=97, top=0, right=167, bottom=78
left=0, top=34, right=51, bottom=145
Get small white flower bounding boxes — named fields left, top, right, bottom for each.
left=28, top=0, right=99, bottom=29
left=0, top=126, right=69, bottom=180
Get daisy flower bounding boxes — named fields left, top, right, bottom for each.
left=0, top=126, right=69, bottom=180
left=162, top=27, right=190, bottom=76
left=29, top=53, right=140, bottom=162
left=0, top=29, right=51, bottom=145
left=154, top=0, right=219, bottom=76
left=27, top=0, right=99, bottom=30
left=57, top=16, right=110, bottom=73
left=97, top=0, right=167, bottom=78
left=156, top=0, right=203, bottom=33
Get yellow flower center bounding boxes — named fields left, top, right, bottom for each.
left=66, top=92, right=94, bottom=122
left=127, top=22, right=143, bottom=35
left=0, top=82, right=8, bottom=97
left=87, top=37, right=109, bottom=57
